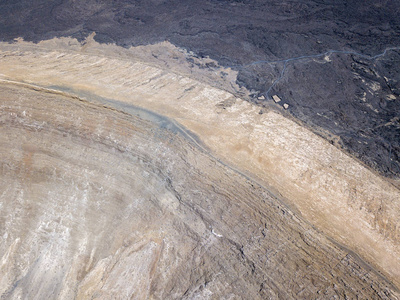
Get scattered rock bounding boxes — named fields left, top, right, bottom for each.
left=272, top=95, right=281, bottom=103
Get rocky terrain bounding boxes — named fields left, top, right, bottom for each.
left=0, top=81, right=399, bottom=299
left=1, top=1, right=400, bottom=299
left=0, top=0, right=399, bottom=177
left=0, top=38, right=399, bottom=298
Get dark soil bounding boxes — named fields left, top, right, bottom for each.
left=1, top=0, right=399, bottom=176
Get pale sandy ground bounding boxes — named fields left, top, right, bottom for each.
left=2, top=83, right=397, bottom=299
left=0, top=36, right=400, bottom=289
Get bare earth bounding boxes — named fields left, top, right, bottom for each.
left=0, top=38, right=400, bottom=298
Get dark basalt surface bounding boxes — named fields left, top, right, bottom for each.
left=1, top=0, right=399, bottom=176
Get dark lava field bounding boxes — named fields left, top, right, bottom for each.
left=2, top=1, right=400, bottom=298
left=0, top=0, right=400, bottom=177
left=1, top=0, right=399, bottom=177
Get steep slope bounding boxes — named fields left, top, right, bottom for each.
left=0, top=82, right=398, bottom=299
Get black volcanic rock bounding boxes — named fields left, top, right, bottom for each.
left=1, top=0, right=399, bottom=176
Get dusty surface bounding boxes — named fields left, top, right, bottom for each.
left=1, top=82, right=399, bottom=299
left=1, top=0, right=399, bottom=177
left=0, top=38, right=400, bottom=297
